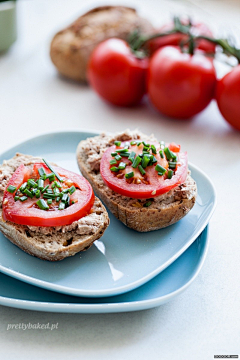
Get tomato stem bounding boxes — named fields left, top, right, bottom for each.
left=129, top=16, right=240, bottom=63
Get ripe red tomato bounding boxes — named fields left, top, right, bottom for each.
left=3, top=163, right=95, bottom=227
left=88, top=38, right=148, bottom=106
left=147, top=46, right=217, bottom=119
left=100, top=141, right=188, bottom=199
left=148, top=20, right=215, bottom=55
left=216, top=66, right=240, bottom=131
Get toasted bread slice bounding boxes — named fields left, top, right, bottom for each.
left=0, top=154, right=109, bottom=261
left=77, top=130, right=197, bottom=232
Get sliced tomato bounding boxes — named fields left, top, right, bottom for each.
left=100, top=142, right=188, bottom=199
left=168, top=142, right=181, bottom=152
left=2, top=163, right=95, bottom=227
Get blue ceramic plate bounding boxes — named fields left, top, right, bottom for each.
left=0, top=226, right=209, bottom=313
left=0, top=131, right=216, bottom=297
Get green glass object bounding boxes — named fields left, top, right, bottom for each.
left=0, top=1, right=17, bottom=52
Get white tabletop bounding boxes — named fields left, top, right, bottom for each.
left=0, top=0, right=239, bottom=359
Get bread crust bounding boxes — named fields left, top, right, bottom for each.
left=50, top=6, right=154, bottom=82
left=0, top=154, right=109, bottom=261
left=76, top=131, right=197, bottom=232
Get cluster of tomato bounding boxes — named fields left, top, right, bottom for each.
left=87, top=20, right=240, bottom=131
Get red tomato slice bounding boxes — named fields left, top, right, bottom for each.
left=168, top=142, right=181, bottom=152
left=100, top=142, right=188, bottom=199
left=3, top=163, right=95, bottom=227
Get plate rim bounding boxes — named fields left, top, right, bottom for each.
left=0, top=226, right=209, bottom=313
left=0, top=130, right=217, bottom=297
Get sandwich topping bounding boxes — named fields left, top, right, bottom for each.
left=100, top=140, right=188, bottom=199
left=2, top=159, right=95, bottom=227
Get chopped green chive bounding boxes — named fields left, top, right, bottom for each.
left=138, top=165, right=146, bottom=175
left=115, top=154, right=122, bottom=161
left=46, top=172, right=55, bottom=182
left=164, top=147, right=172, bottom=161
left=43, top=193, right=56, bottom=199
left=61, top=193, right=68, bottom=203
left=42, top=159, right=63, bottom=182
left=148, top=154, right=154, bottom=166
left=7, top=185, right=17, bottom=194
left=54, top=181, right=61, bottom=189
left=61, top=188, right=69, bottom=194
left=168, top=170, right=173, bottom=179
left=24, top=189, right=33, bottom=198
left=137, top=141, right=142, bottom=146
left=37, top=179, right=44, bottom=191
left=130, top=141, right=137, bottom=146
left=118, top=162, right=126, bottom=170
left=14, top=196, right=19, bottom=201
left=160, top=141, right=165, bottom=149
left=20, top=182, right=28, bottom=193
left=69, top=186, right=76, bottom=195
left=164, top=147, right=177, bottom=161
left=58, top=202, right=65, bottom=210
left=143, top=201, right=152, bottom=207
left=38, top=167, right=46, bottom=178
left=128, top=151, right=136, bottom=163
left=169, top=161, right=177, bottom=169
left=158, top=172, right=164, bottom=176
left=132, top=155, right=142, bottom=168
left=152, top=156, right=157, bottom=164
left=47, top=199, right=52, bottom=205
left=27, top=179, right=38, bottom=188
left=110, top=159, right=117, bottom=165
left=56, top=196, right=60, bottom=202
left=155, top=164, right=167, bottom=174
left=31, top=188, right=38, bottom=196
left=35, top=190, right=41, bottom=198
left=114, top=141, right=121, bottom=146
left=110, top=166, right=119, bottom=172
left=41, top=185, right=49, bottom=193
left=120, top=152, right=131, bottom=157
left=142, top=142, right=150, bottom=147
left=125, top=172, right=134, bottom=179
left=159, top=150, right=164, bottom=158
left=115, top=148, right=129, bottom=153
left=71, top=201, right=75, bottom=204
left=151, top=145, right=157, bottom=154
left=53, top=188, right=60, bottom=195
left=51, top=182, right=56, bottom=189
left=46, top=188, right=53, bottom=194
left=142, top=155, right=150, bottom=168
left=19, top=196, right=28, bottom=202
left=111, top=152, right=117, bottom=157
left=143, top=146, right=150, bottom=152
left=36, top=199, right=49, bottom=210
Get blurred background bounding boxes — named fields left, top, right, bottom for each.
left=1, top=0, right=240, bottom=141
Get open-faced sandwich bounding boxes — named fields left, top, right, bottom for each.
left=77, top=130, right=197, bottom=232
left=0, top=154, right=109, bottom=261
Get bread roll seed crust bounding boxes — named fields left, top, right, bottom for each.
left=0, top=154, right=109, bottom=261
left=50, top=6, right=154, bottom=82
left=76, top=130, right=197, bottom=232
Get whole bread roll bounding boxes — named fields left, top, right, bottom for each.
left=50, top=6, right=154, bottom=82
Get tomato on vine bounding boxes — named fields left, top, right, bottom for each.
left=88, top=38, right=148, bottom=106
left=216, top=66, right=240, bottom=131
left=147, top=19, right=215, bottom=55
left=147, top=46, right=217, bottom=119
